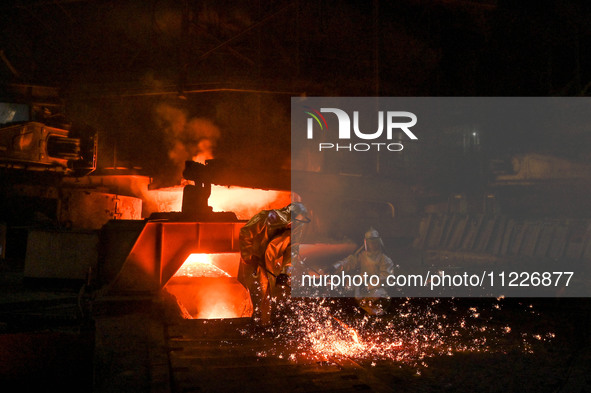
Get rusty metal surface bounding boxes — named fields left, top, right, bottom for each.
left=58, top=189, right=142, bottom=229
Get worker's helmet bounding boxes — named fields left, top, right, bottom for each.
left=364, top=227, right=384, bottom=251
left=284, top=202, right=309, bottom=247
left=289, top=202, right=311, bottom=223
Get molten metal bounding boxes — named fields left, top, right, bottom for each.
left=173, top=253, right=230, bottom=278
left=165, top=252, right=253, bottom=320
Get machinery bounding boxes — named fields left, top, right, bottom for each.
left=0, top=121, right=97, bottom=176
left=99, top=160, right=290, bottom=320
left=0, top=112, right=100, bottom=231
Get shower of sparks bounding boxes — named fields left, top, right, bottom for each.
left=245, top=297, right=556, bottom=368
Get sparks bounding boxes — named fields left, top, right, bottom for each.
left=251, top=298, right=556, bottom=369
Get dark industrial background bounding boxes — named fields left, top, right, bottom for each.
left=3, top=0, right=591, bottom=177
left=1, top=1, right=591, bottom=392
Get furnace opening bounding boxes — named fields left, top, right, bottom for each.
left=164, top=252, right=253, bottom=320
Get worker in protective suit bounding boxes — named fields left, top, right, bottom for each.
left=237, top=202, right=310, bottom=326
left=331, top=227, right=395, bottom=315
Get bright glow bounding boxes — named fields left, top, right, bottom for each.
left=143, top=185, right=291, bottom=219
left=198, top=302, right=241, bottom=319
left=184, top=253, right=211, bottom=265
left=209, top=186, right=291, bottom=220
left=174, top=253, right=230, bottom=278
left=166, top=252, right=253, bottom=320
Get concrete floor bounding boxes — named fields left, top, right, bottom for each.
left=0, top=268, right=168, bottom=392
left=161, top=297, right=591, bottom=393
left=1, top=266, right=591, bottom=393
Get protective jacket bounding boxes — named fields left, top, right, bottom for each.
left=333, top=249, right=395, bottom=297
left=237, top=206, right=292, bottom=325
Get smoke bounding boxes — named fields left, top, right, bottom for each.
left=153, top=103, right=221, bottom=186
left=66, top=86, right=291, bottom=191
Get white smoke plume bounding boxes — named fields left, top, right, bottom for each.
left=154, top=102, right=221, bottom=185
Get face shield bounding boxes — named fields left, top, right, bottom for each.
left=290, top=202, right=311, bottom=224
left=363, top=228, right=384, bottom=252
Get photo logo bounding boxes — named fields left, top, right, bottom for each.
left=303, top=106, right=328, bottom=133
left=304, top=107, right=418, bottom=152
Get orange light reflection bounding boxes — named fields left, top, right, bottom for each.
left=143, top=185, right=291, bottom=219
left=165, top=253, right=253, bottom=320
left=173, top=253, right=230, bottom=278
